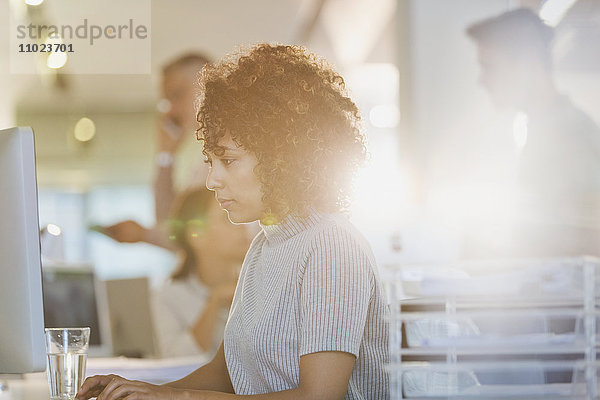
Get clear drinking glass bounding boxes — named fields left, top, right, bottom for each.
left=45, top=327, right=90, bottom=400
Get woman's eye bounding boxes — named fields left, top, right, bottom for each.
left=222, top=159, right=235, bottom=166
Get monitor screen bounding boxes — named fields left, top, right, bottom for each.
left=42, top=268, right=103, bottom=346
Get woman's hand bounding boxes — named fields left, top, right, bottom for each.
left=75, top=374, right=188, bottom=400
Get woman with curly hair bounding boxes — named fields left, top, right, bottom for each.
left=77, top=44, right=389, bottom=400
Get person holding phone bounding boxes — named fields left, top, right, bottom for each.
left=154, top=54, right=213, bottom=222
left=99, top=54, right=212, bottom=248
left=76, top=43, right=389, bottom=400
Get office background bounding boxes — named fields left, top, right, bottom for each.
left=0, top=0, right=598, bottom=285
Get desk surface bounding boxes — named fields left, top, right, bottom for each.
left=1, top=355, right=208, bottom=400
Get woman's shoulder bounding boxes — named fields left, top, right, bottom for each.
left=308, top=212, right=369, bottom=243
left=246, top=228, right=267, bottom=253
left=305, top=212, right=376, bottom=266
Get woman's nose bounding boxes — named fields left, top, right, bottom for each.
left=206, top=167, right=223, bottom=190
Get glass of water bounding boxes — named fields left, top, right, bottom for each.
left=45, top=327, right=90, bottom=400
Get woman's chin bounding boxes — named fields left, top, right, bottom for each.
left=225, top=210, right=249, bottom=225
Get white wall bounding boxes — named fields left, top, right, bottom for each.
left=18, top=110, right=157, bottom=188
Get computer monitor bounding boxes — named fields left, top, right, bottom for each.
left=0, top=127, right=46, bottom=373
left=42, top=264, right=113, bottom=357
left=104, top=277, right=157, bottom=358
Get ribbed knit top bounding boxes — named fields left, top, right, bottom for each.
left=223, top=211, right=389, bottom=398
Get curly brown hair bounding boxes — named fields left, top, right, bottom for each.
left=196, top=44, right=366, bottom=218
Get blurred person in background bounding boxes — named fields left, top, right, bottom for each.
left=466, top=8, right=600, bottom=258
left=99, top=53, right=212, bottom=248
left=154, top=54, right=213, bottom=221
left=152, top=188, right=252, bottom=358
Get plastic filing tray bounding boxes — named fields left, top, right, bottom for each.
left=386, top=256, right=600, bottom=399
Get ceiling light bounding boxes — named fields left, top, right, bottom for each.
left=47, top=52, right=68, bottom=69
left=74, top=117, right=96, bottom=142
left=539, top=0, right=578, bottom=27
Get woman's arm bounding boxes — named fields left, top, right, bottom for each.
left=189, top=351, right=356, bottom=400
left=165, top=341, right=234, bottom=392
left=75, top=342, right=233, bottom=400
left=265, top=351, right=356, bottom=400
left=76, top=350, right=354, bottom=400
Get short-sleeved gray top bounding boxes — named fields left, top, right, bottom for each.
left=224, top=211, right=389, bottom=399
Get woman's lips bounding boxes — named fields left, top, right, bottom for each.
left=219, top=199, right=235, bottom=209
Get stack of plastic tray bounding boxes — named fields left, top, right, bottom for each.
left=386, top=256, right=600, bottom=399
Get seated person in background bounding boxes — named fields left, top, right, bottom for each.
left=153, top=188, right=252, bottom=358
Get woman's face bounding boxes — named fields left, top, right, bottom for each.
left=205, top=135, right=264, bottom=223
